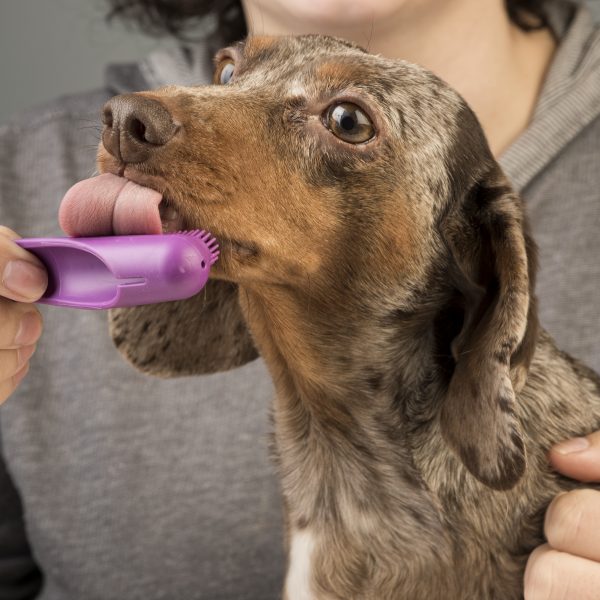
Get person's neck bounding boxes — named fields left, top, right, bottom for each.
left=242, top=0, right=556, bottom=156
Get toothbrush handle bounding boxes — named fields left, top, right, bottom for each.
left=15, top=232, right=219, bottom=309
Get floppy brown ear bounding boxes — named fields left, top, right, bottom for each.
left=108, top=279, right=258, bottom=377
left=440, top=164, right=538, bottom=490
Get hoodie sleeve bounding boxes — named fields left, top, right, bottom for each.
left=0, top=432, right=43, bottom=600
left=0, top=99, right=110, bottom=598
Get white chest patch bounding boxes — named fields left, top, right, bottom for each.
left=285, top=528, right=316, bottom=600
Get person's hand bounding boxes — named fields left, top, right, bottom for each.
left=524, top=431, right=600, bottom=599
left=0, top=227, right=46, bottom=404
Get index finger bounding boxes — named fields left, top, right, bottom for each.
left=0, top=225, right=21, bottom=241
left=550, top=431, right=600, bottom=482
left=0, top=228, right=48, bottom=302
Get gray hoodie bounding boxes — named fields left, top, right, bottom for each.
left=0, top=1, right=598, bottom=598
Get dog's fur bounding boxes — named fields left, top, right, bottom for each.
left=99, top=36, right=600, bottom=599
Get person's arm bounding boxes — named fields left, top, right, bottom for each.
left=0, top=123, right=48, bottom=599
left=0, top=229, right=46, bottom=598
left=524, top=431, right=600, bottom=599
left=0, top=428, right=43, bottom=599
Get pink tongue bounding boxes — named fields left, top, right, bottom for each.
left=58, top=173, right=163, bottom=236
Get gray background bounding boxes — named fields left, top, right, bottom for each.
left=1, top=0, right=599, bottom=125
left=0, top=0, right=176, bottom=125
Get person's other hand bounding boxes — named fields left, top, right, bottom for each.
left=0, top=227, right=46, bottom=403
left=524, top=431, right=600, bottom=599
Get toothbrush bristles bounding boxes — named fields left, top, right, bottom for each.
left=177, top=229, right=220, bottom=265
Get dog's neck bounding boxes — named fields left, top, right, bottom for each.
left=237, top=282, right=453, bottom=574
left=238, top=281, right=445, bottom=401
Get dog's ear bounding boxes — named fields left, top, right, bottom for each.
left=108, top=280, right=258, bottom=377
left=439, top=164, right=538, bottom=490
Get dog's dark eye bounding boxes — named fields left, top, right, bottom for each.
left=324, top=103, right=375, bottom=143
left=215, top=59, right=235, bottom=85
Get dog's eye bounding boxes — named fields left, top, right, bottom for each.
left=324, top=103, right=375, bottom=143
left=215, top=59, right=235, bottom=85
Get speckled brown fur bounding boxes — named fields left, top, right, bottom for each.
left=100, top=35, right=600, bottom=599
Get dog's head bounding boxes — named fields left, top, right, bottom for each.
left=100, top=35, right=538, bottom=490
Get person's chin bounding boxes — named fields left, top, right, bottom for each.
left=259, top=0, right=411, bottom=31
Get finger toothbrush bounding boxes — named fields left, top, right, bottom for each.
left=15, top=230, right=219, bottom=309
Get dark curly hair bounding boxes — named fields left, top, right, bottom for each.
left=107, top=0, right=247, bottom=43
left=106, top=0, right=550, bottom=44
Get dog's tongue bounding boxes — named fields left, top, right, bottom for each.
left=59, top=173, right=163, bottom=236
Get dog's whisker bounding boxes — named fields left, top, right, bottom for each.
left=456, top=348, right=475, bottom=357
left=305, top=272, right=313, bottom=318
left=365, top=17, right=375, bottom=53
left=75, top=116, right=102, bottom=124
left=258, top=5, right=265, bottom=36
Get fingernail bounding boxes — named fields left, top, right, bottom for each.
left=2, top=260, right=47, bottom=299
left=17, top=344, right=36, bottom=368
left=553, top=437, right=590, bottom=455
left=15, top=312, right=41, bottom=346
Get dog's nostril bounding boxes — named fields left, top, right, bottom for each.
left=102, top=108, right=113, bottom=128
left=102, top=112, right=112, bottom=128
left=129, top=118, right=147, bottom=144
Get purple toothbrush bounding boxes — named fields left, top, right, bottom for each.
left=15, top=231, right=219, bottom=309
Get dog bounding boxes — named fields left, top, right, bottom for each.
left=97, top=35, right=600, bottom=599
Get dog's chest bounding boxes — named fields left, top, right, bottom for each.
left=284, top=528, right=316, bottom=600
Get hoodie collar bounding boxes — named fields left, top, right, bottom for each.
left=105, top=43, right=215, bottom=96
left=500, top=1, right=600, bottom=190
left=139, top=44, right=215, bottom=89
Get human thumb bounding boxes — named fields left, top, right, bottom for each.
left=549, top=430, right=600, bottom=482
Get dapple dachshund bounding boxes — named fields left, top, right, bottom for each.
left=96, top=35, right=600, bottom=599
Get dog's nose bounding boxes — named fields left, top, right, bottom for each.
left=101, top=94, right=178, bottom=164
